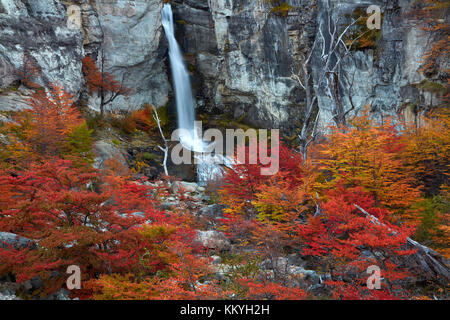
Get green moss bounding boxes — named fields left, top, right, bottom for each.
left=111, top=138, right=120, bottom=146
left=175, top=20, right=186, bottom=25
left=142, top=152, right=159, bottom=161
left=216, top=253, right=262, bottom=298
left=188, top=63, right=196, bottom=73
left=270, top=3, right=293, bottom=17
left=344, top=7, right=383, bottom=52
left=154, top=105, right=170, bottom=127
left=85, top=113, right=108, bottom=134
left=414, top=80, right=447, bottom=94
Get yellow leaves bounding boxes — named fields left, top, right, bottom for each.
left=138, top=224, right=176, bottom=242
left=316, top=107, right=421, bottom=221
left=401, top=108, right=450, bottom=192
left=252, top=181, right=308, bottom=222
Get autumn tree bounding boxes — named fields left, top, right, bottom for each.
left=0, top=84, right=91, bottom=169
left=219, top=143, right=313, bottom=243
left=401, top=108, right=449, bottom=195
left=318, top=110, right=421, bottom=224
left=401, top=109, right=449, bottom=256
left=82, top=55, right=131, bottom=115
left=88, top=235, right=224, bottom=300
left=0, top=160, right=184, bottom=298
left=296, top=184, right=415, bottom=299
left=238, top=278, right=307, bottom=300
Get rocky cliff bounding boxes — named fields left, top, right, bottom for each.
left=0, top=0, right=445, bottom=132
left=172, top=0, right=317, bottom=133
left=312, top=0, right=447, bottom=127
left=0, top=0, right=83, bottom=110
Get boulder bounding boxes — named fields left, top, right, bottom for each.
left=0, top=232, right=35, bottom=250
left=197, top=204, right=224, bottom=219
left=288, top=266, right=321, bottom=285
left=210, top=255, right=222, bottom=265
left=0, top=291, right=20, bottom=300
left=93, top=140, right=128, bottom=170
left=195, top=230, right=231, bottom=251
left=172, top=181, right=199, bottom=194
left=45, top=288, right=71, bottom=300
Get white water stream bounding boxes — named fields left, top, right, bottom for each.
left=161, top=4, right=230, bottom=184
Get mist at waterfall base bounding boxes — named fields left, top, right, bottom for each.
left=161, top=4, right=230, bottom=184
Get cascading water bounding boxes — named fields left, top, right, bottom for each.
left=161, top=4, right=230, bottom=184
left=161, top=4, right=203, bottom=152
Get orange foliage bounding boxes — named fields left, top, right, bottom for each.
left=1, top=84, right=82, bottom=167
left=317, top=109, right=422, bottom=224
left=82, top=56, right=131, bottom=113
left=401, top=108, right=450, bottom=195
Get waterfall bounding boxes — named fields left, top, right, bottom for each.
left=161, top=4, right=231, bottom=184
left=161, top=4, right=203, bottom=152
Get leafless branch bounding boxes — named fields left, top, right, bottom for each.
left=152, top=106, right=169, bottom=176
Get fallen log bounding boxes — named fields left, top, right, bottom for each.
left=354, top=204, right=450, bottom=285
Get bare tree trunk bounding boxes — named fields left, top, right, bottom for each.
left=152, top=105, right=169, bottom=176
left=100, top=49, right=105, bottom=116
left=292, top=42, right=320, bottom=161
left=354, top=204, right=450, bottom=285
left=314, top=1, right=371, bottom=127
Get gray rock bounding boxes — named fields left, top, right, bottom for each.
left=287, top=253, right=306, bottom=268
left=45, top=288, right=71, bottom=300
left=93, top=140, right=127, bottom=170
left=0, top=232, right=35, bottom=250
left=21, top=276, right=44, bottom=293
left=288, top=266, right=321, bottom=284
left=0, top=114, right=12, bottom=124
left=197, top=204, right=224, bottom=218
left=0, top=0, right=84, bottom=106
left=85, top=0, right=170, bottom=112
left=0, top=291, right=20, bottom=300
left=173, top=0, right=317, bottom=132
left=172, top=181, right=198, bottom=193
left=210, top=255, right=222, bottom=265
left=195, top=230, right=231, bottom=251
left=312, top=0, right=443, bottom=128
left=261, top=257, right=289, bottom=271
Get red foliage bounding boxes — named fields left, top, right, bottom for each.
left=0, top=159, right=186, bottom=297
left=219, top=143, right=311, bottom=242
left=82, top=56, right=131, bottom=113
left=238, top=278, right=307, bottom=300
left=297, top=183, right=416, bottom=299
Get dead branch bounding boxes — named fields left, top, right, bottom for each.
left=152, top=106, right=169, bottom=176
left=354, top=204, right=450, bottom=284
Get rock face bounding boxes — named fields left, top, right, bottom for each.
left=0, top=0, right=170, bottom=113
left=175, top=0, right=445, bottom=131
left=0, top=0, right=446, bottom=134
left=84, top=0, right=170, bottom=112
left=173, top=0, right=317, bottom=132
left=312, top=0, right=447, bottom=127
left=0, top=0, right=84, bottom=110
